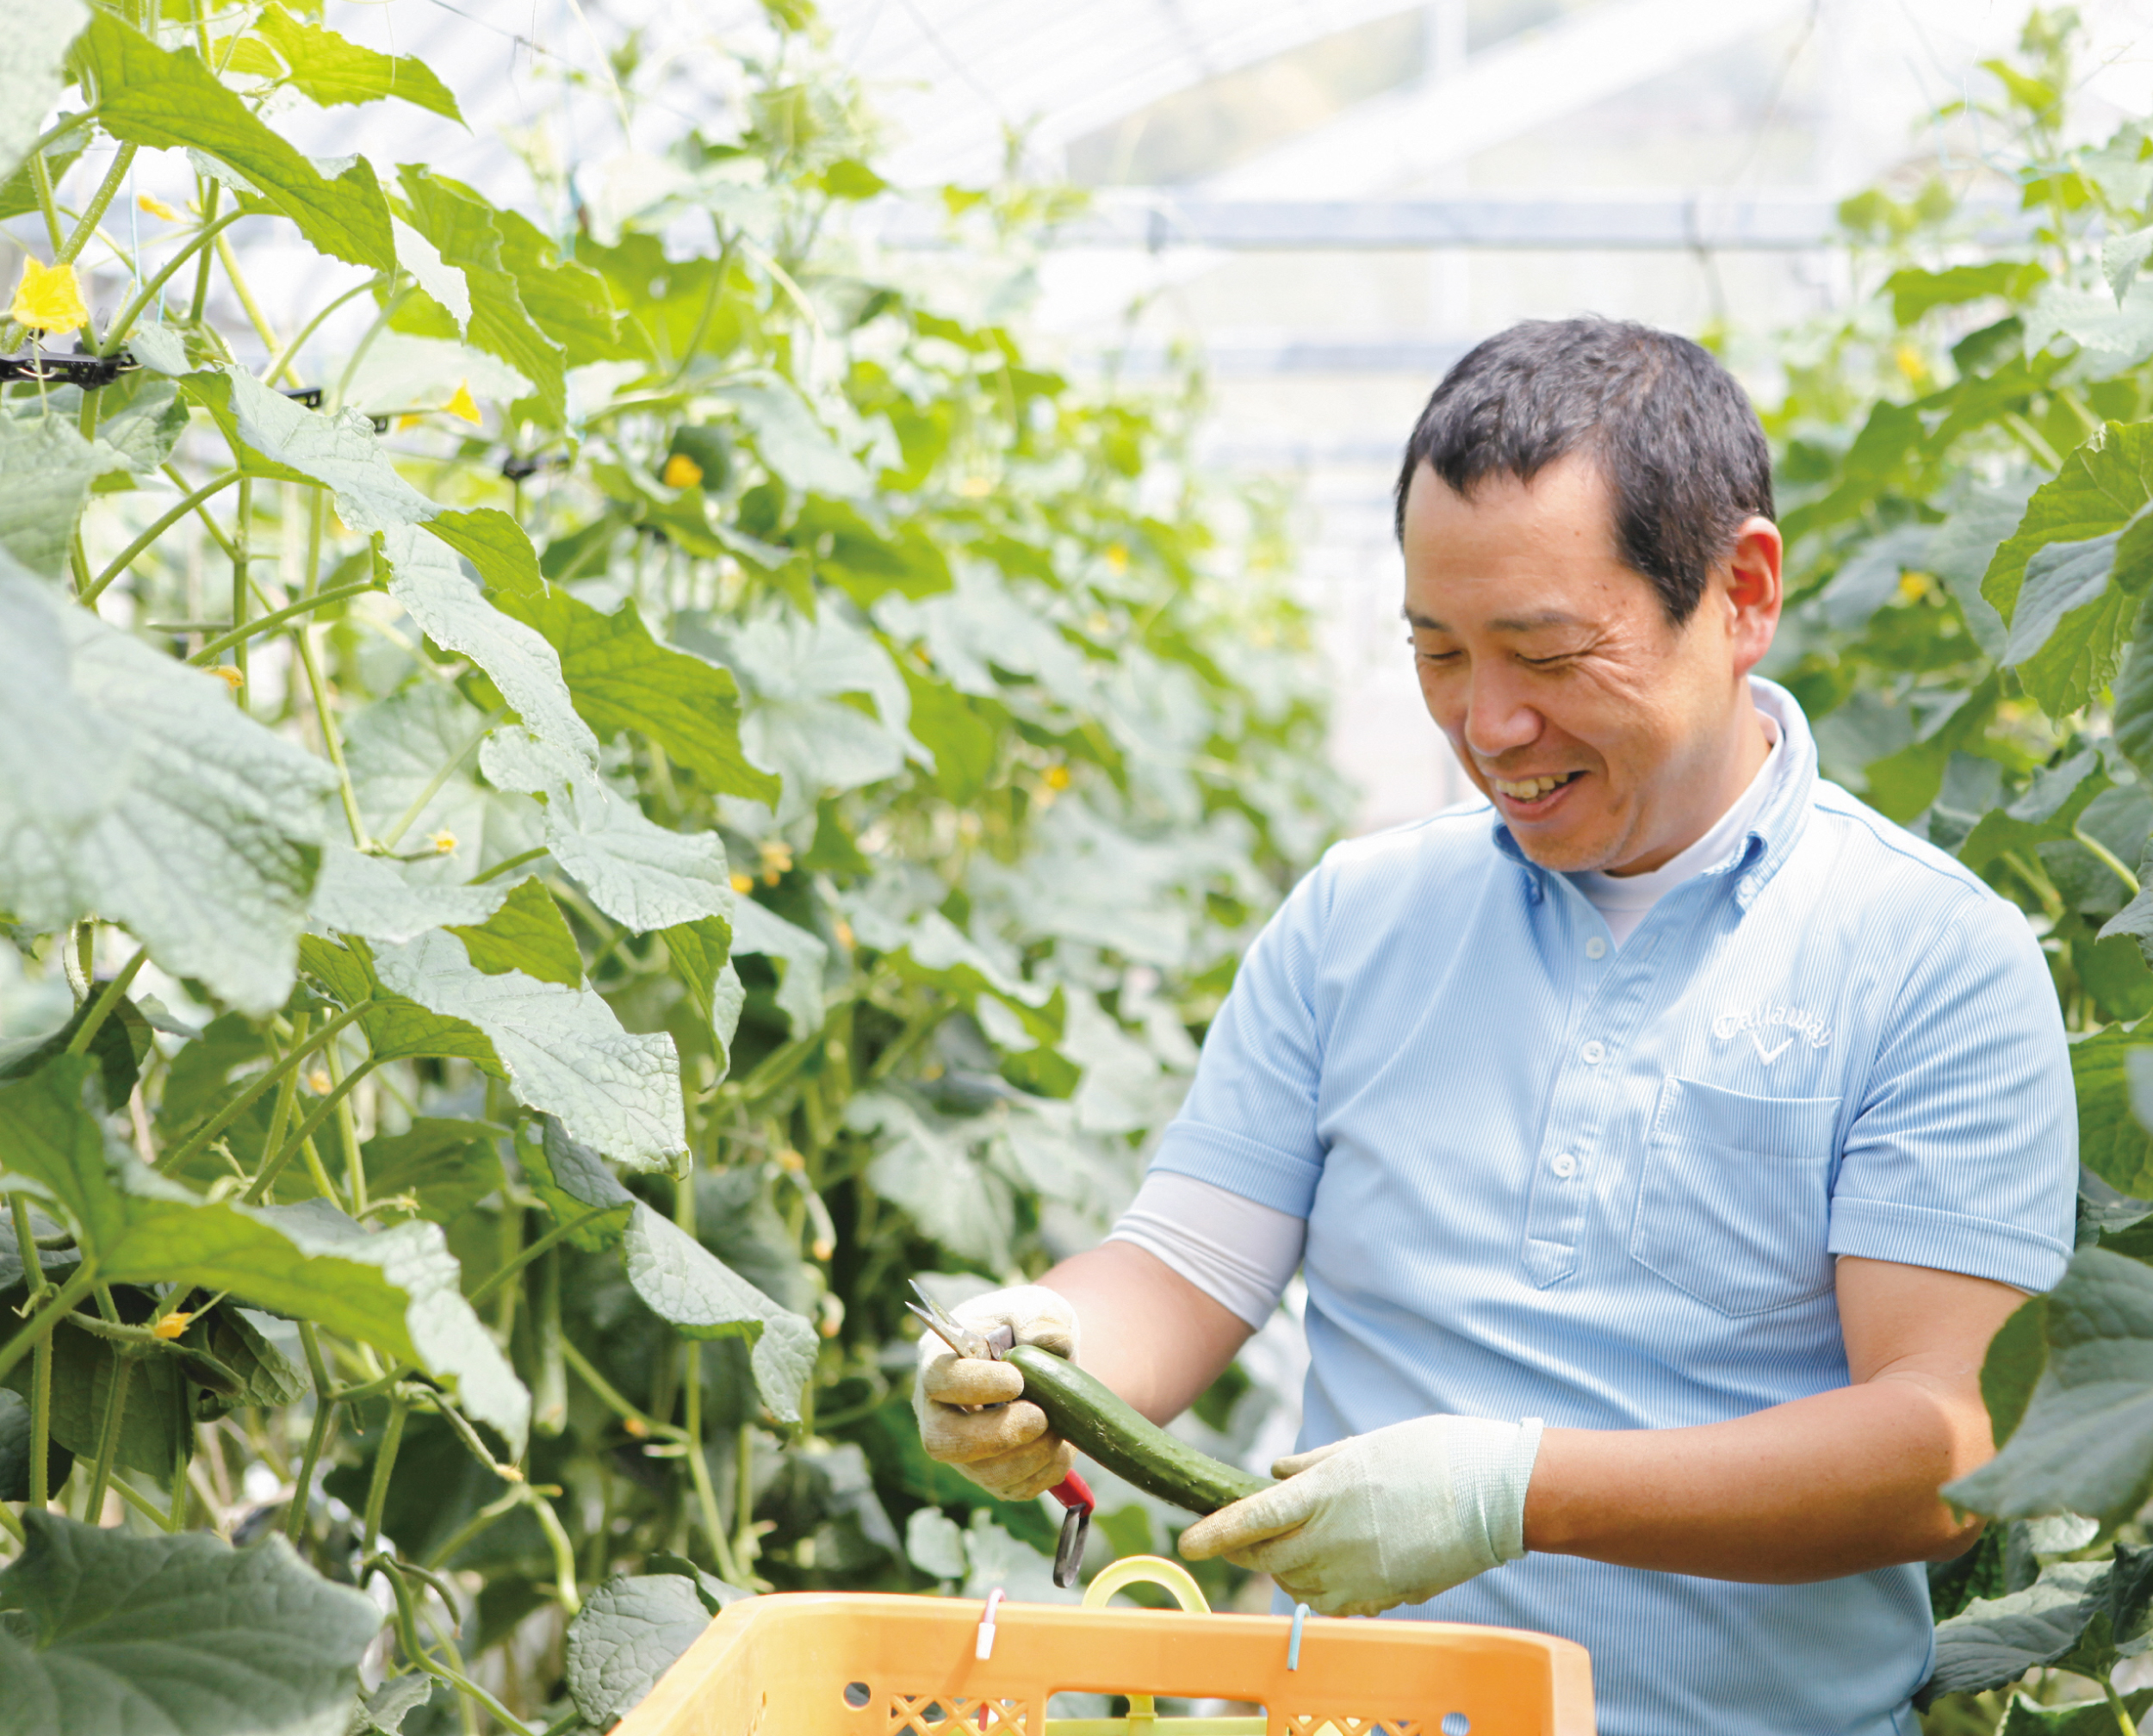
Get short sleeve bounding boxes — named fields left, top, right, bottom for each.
left=1150, top=863, right=1331, bottom=1218
left=1828, top=886, right=2076, bottom=1292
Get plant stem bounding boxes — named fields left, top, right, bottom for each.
left=2075, top=824, right=2141, bottom=896
left=468, top=846, right=549, bottom=885
left=157, top=1000, right=373, bottom=1174
left=2106, top=1678, right=2141, bottom=1736
left=361, top=1394, right=408, bottom=1556
left=97, top=208, right=246, bottom=357
left=81, top=471, right=243, bottom=607
left=83, top=1354, right=134, bottom=1520
left=374, top=1554, right=539, bottom=1736
left=376, top=708, right=506, bottom=851
left=285, top=1324, right=337, bottom=1545
left=257, top=1009, right=309, bottom=1181
left=735, top=1421, right=758, bottom=1575
left=0, top=1268, right=97, bottom=1386
left=263, top=281, right=374, bottom=388
left=528, top=1489, right=583, bottom=1615
left=58, top=143, right=138, bottom=265
left=64, top=946, right=149, bottom=1060
left=560, top=1338, right=675, bottom=1441
left=0, top=1498, right=23, bottom=1544
left=245, top=1058, right=377, bottom=1205
left=29, top=150, right=64, bottom=254
left=182, top=576, right=379, bottom=666
left=229, top=477, right=251, bottom=705
left=422, top=1486, right=524, bottom=1570
left=9, top=1200, right=54, bottom=1510
left=212, top=232, right=280, bottom=353
left=462, top=1206, right=616, bottom=1310
left=673, top=1171, right=747, bottom=1584
left=290, top=620, right=370, bottom=849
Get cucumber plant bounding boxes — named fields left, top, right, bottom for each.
left=0, top=3, right=1336, bottom=1731
left=1752, top=11, right=2153, bottom=1729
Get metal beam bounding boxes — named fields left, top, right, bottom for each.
left=1033, top=194, right=1847, bottom=251
left=1200, top=0, right=1814, bottom=199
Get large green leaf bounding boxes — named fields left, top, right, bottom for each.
left=1984, top=421, right=2153, bottom=624
left=307, top=931, right=686, bottom=1169
left=622, top=1202, right=816, bottom=1422
left=0, top=408, right=129, bottom=577
left=2000, top=1689, right=2153, bottom=1734
left=1983, top=1296, right=2050, bottom=1447
left=0, top=562, right=338, bottom=1016
left=0, top=0, right=86, bottom=186
left=2001, top=524, right=2153, bottom=716
left=847, top=1089, right=1014, bottom=1268
left=252, top=5, right=462, bottom=121
left=1958, top=748, right=2111, bottom=872
left=396, top=166, right=566, bottom=426
left=494, top=586, right=778, bottom=803
left=0, top=1511, right=382, bottom=1736
left=78, top=12, right=394, bottom=270
left=491, top=208, right=642, bottom=366
left=1926, top=1560, right=2109, bottom=1697
left=477, top=727, right=731, bottom=932
left=379, top=526, right=597, bottom=760
left=0, top=1059, right=529, bottom=1452
left=711, top=378, right=871, bottom=497
left=2074, top=1025, right=2153, bottom=1198
left=563, top=1572, right=729, bottom=1733
left=521, top=1119, right=813, bottom=1416
left=1945, top=1248, right=2153, bottom=1525
left=224, top=369, right=431, bottom=530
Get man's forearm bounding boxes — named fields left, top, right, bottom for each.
left=1523, top=1371, right=1989, bottom=1582
left=1041, top=1240, right=1251, bottom=1423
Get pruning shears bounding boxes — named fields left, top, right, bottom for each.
left=909, top=1280, right=1096, bottom=1588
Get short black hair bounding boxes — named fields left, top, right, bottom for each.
left=1392, top=318, right=1773, bottom=624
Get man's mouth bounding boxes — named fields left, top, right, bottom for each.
left=1489, top=770, right=1583, bottom=802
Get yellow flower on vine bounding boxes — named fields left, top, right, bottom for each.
left=138, top=193, right=183, bottom=221
left=444, top=381, right=481, bottom=424
left=661, top=452, right=704, bottom=488
left=152, top=1312, right=193, bottom=1340
left=209, top=665, right=245, bottom=691
left=729, top=872, right=754, bottom=895
left=9, top=257, right=87, bottom=334
left=428, top=828, right=458, bottom=854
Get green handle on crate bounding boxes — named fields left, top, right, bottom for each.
left=1082, top=1555, right=1211, bottom=1615
left=1081, top=1556, right=1212, bottom=1728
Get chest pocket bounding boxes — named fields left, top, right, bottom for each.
left=1629, top=1076, right=1840, bottom=1317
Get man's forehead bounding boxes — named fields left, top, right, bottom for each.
left=1404, top=606, right=1594, bottom=634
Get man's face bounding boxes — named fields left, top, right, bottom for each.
left=1400, top=454, right=1780, bottom=875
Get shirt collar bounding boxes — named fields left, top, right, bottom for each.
left=1490, top=676, right=1819, bottom=906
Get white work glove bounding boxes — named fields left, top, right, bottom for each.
left=1177, top=1414, right=1544, bottom=1617
left=911, top=1285, right=1081, bottom=1501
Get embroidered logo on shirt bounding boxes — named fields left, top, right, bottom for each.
left=1714, top=1003, right=1830, bottom=1063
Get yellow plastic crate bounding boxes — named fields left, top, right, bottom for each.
left=616, top=1556, right=1594, bottom=1736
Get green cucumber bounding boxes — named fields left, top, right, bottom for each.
left=1007, top=1342, right=1274, bottom=1516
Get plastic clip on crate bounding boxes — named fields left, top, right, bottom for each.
left=614, top=1554, right=1594, bottom=1736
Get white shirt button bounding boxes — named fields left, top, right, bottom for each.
left=1585, top=937, right=1607, bottom=959
left=1580, top=1040, right=1605, bottom=1064
left=1551, top=1152, right=1578, bottom=1179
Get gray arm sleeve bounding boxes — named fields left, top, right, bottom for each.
left=1105, top=1170, right=1306, bottom=1329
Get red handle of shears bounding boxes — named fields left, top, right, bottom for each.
left=1048, top=1471, right=1095, bottom=1587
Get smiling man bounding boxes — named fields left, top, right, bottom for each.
left=914, top=318, right=2076, bottom=1735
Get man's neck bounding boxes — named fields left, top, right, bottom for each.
left=1605, top=704, right=1775, bottom=878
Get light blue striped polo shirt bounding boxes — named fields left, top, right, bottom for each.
left=1152, top=677, right=2075, bottom=1736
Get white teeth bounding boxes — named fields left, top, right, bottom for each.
left=1492, top=773, right=1573, bottom=799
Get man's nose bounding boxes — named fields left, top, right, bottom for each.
left=1461, top=666, right=1543, bottom=761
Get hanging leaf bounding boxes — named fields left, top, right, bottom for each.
left=446, top=876, right=583, bottom=986
left=77, top=13, right=395, bottom=270
left=494, top=586, right=779, bottom=803
left=0, top=562, right=338, bottom=1017
left=252, top=5, right=464, bottom=121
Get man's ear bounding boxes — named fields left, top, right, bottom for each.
left=1723, top=515, right=1783, bottom=675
